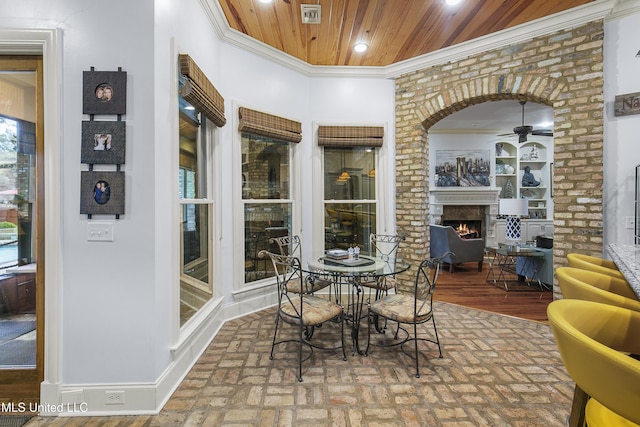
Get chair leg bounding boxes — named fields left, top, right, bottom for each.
left=270, top=314, right=281, bottom=360
left=365, top=307, right=372, bottom=356
left=449, top=263, right=454, bottom=273
left=431, top=316, right=443, bottom=358
left=340, top=312, right=347, bottom=361
left=477, top=260, right=483, bottom=272
left=297, top=321, right=304, bottom=382
left=413, top=322, right=420, bottom=378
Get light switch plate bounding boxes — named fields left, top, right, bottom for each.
left=626, top=216, right=636, bottom=230
left=87, top=221, right=114, bottom=242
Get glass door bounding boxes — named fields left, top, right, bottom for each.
left=0, top=56, right=43, bottom=405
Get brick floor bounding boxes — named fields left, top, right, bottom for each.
left=24, top=301, right=573, bottom=426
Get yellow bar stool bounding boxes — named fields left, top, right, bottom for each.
left=556, top=267, right=640, bottom=310
left=548, top=299, right=640, bottom=427
left=567, top=253, right=626, bottom=280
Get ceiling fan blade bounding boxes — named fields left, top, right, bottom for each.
left=532, top=129, right=553, bottom=137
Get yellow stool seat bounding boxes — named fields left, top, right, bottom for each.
left=547, top=300, right=640, bottom=427
left=567, top=253, right=625, bottom=280
left=556, top=267, right=640, bottom=310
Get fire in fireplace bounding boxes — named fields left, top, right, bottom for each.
left=443, top=220, right=481, bottom=239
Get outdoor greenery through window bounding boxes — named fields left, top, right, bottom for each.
left=324, top=147, right=376, bottom=252
left=242, top=133, right=292, bottom=283
left=178, top=95, right=213, bottom=327
left=0, top=114, right=35, bottom=270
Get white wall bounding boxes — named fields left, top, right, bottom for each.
left=604, top=10, right=640, bottom=246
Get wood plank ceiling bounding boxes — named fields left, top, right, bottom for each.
left=218, top=0, right=595, bottom=67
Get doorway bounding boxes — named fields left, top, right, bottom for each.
left=0, top=56, right=44, bottom=405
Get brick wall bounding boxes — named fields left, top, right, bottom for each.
left=394, top=21, right=604, bottom=297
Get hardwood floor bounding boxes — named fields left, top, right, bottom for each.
left=434, top=261, right=553, bottom=323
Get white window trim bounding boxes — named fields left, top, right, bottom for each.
left=311, top=122, right=392, bottom=255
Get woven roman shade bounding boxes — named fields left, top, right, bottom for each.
left=317, top=126, right=384, bottom=147
left=179, top=54, right=226, bottom=127
left=238, top=107, right=302, bottom=143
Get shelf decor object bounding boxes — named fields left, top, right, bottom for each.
left=500, top=198, right=529, bottom=244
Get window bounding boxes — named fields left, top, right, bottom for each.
left=176, top=54, right=226, bottom=327
left=242, top=133, right=292, bottom=283
left=238, top=107, right=301, bottom=284
left=178, top=96, right=213, bottom=327
left=324, top=147, right=377, bottom=252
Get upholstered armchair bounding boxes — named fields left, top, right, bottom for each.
left=429, top=224, right=484, bottom=273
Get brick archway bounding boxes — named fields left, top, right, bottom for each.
left=394, top=21, right=605, bottom=296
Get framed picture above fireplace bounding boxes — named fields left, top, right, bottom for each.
left=434, top=149, right=490, bottom=187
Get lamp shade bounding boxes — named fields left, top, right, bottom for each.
left=499, top=198, right=529, bottom=216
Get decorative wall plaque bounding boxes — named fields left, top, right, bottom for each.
left=614, top=91, right=640, bottom=117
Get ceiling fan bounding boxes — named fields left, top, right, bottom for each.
left=512, top=100, right=553, bottom=143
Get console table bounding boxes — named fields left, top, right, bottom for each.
left=485, top=245, right=550, bottom=291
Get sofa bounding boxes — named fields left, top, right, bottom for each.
left=429, top=224, right=485, bottom=273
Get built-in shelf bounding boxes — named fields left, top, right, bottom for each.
left=495, top=139, right=553, bottom=219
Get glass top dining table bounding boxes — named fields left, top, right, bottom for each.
left=306, top=253, right=410, bottom=277
left=302, top=252, right=411, bottom=355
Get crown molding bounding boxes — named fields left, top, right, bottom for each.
left=201, top=0, right=618, bottom=79
left=606, top=0, right=640, bottom=20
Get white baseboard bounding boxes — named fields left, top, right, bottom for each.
left=38, top=289, right=278, bottom=416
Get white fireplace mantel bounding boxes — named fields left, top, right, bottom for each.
left=429, top=187, right=501, bottom=206
left=429, top=187, right=502, bottom=244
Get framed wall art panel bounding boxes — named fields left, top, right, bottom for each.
left=434, top=149, right=491, bottom=187
left=81, top=120, right=126, bottom=164
left=80, top=171, right=125, bottom=215
left=83, top=70, right=127, bottom=115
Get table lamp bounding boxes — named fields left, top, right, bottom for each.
left=499, top=198, right=529, bottom=245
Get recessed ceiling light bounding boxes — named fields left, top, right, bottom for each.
left=258, top=0, right=272, bottom=3
left=354, top=43, right=368, bottom=53
left=445, top=0, right=461, bottom=5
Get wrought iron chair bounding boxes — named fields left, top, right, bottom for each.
left=360, top=233, right=406, bottom=296
left=244, top=232, right=268, bottom=281
left=365, top=254, right=447, bottom=378
left=269, top=234, right=332, bottom=294
left=358, top=233, right=406, bottom=333
left=259, top=250, right=346, bottom=382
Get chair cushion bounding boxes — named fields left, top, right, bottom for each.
left=370, top=294, right=432, bottom=323
left=285, top=275, right=331, bottom=293
left=360, top=276, right=395, bottom=291
left=280, top=295, right=342, bottom=326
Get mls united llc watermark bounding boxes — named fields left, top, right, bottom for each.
left=1, top=401, right=89, bottom=414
